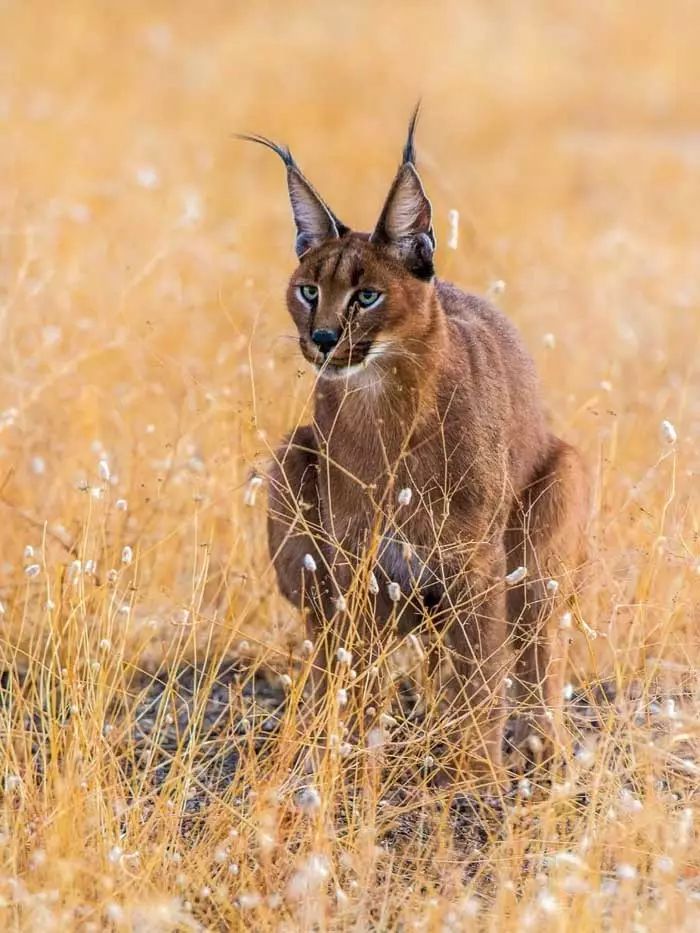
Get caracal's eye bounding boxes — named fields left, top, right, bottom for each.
left=355, top=288, right=382, bottom=309
left=298, top=284, right=319, bottom=305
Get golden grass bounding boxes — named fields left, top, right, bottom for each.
left=1, top=0, right=699, bottom=929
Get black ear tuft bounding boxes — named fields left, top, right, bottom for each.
left=235, top=133, right=295, bottom=168
left=402, top=101, right=421, bottom=166
left=371, top=107, right=436, bottom=279
left=236, top=133, right=349, bottom=256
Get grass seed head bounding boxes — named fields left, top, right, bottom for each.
left=660, top=419, right=677, bottom=444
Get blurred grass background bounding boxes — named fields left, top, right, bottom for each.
left=0, top=1, right=699, bottom=929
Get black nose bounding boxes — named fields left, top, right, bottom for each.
left=311, top=328, right=339, bottom=354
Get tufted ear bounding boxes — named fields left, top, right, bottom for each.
left=236, top=133, right=348, bottom=256
left=371, top=105, right=436, bottom=280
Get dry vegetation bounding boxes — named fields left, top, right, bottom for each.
left=1, top=1, right=699, bottom=929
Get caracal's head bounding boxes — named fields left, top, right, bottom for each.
left=238, top=108, right=438, bottom=379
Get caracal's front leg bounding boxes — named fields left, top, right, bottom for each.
left=268, top=427, right=389, bottom=781
left=267, top=427, right=344, bottom=767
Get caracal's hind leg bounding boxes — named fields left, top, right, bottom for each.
left=505, top=437, right=589, bottom=770
left=430, top=545, right=510, bottom=796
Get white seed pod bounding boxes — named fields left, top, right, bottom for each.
left=301, top=639, right=314, bottom=656
left=447, top=209, right=459, bottom=250
left=366, top=727, right=386, bottom=750
left=397, top=487, right=413, bottom=507
left=546, top=578, right=559, bottom=594
left=537, top=891, right=558, bottom=915
left=135, top=165, right=159, bottom=189
left=505, top=565, right=527, bottom=585
left=287, top=853, right=329, bottom=899
left=368, top=571, right=379, bottom=596
left=336, top=647, right=352, bottom=666
left=107, top=845, right=123, bottom=865
left=407, top=633, right=425, bottom=661
left=337, top=688, right=348, bottom=708
left=243, top=474, right=263, bottom=507
left=619, top=788, right=643, bottom=814
left=334, top=595, right=347, bottom=613
left=121, top=546, right=133, bottom=566
left=542, top=332, right=556, bottom=349
left=387, top=581, right=401, bottom=602
left=23, top=545, right=34, bottom=560
left=24, top=564, right=40, bottom=578
left=98, top=459, right=111, bottom=482
left=295, top=785, right=321, bottom=815
left=115, top=498, right=128, bottom=511
left=302, top=553, right=317, bottom=573
left=559, top=611, right=573, bottom=630
left=105, top=903, right=124, bottom=923
left=660, top=419, right=677, bottom=445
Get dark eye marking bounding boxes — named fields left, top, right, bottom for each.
left=350, top=261, right=365, bottom=288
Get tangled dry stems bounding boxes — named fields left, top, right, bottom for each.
left=0, top=1, right=699, bottom=929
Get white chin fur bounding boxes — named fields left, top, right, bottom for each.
left=315, top=341, right=388, bottom=381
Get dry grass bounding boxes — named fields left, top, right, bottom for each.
left=1, top=1, right=699, bottom=929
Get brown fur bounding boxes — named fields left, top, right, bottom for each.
left=251, top=113, right=589, bottom=785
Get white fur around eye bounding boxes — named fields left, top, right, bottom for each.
left=297, top=285, right=319, bottom=309
left=356, top=292, right=383, bottom=310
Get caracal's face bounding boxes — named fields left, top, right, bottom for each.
left=241, top=110, right=436, bottom=378
left=287, top=233, right=432, bottom=379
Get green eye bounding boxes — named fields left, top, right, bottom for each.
left=299, top=284, right=318, bottom=304
left=356, top=289, right=382, bottom=308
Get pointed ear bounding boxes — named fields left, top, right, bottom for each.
left=371, top=106, right=436, bottom=280
left=236, top=133, right=348, bottom=257
left=287, top=167, right=345, bottom=256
